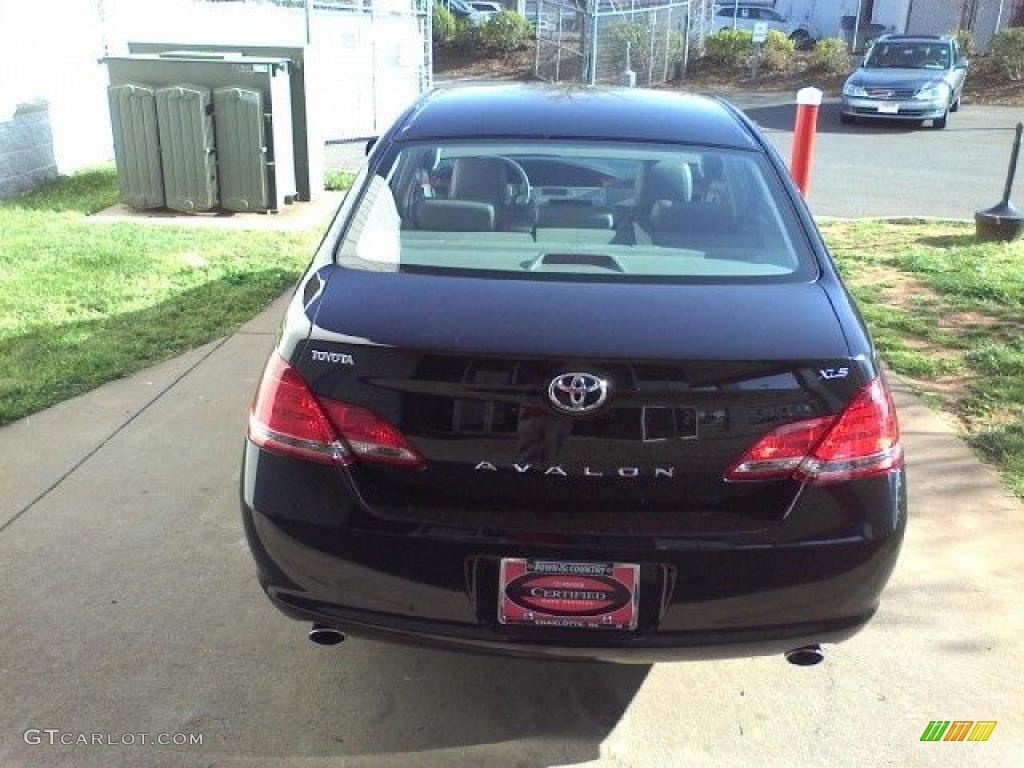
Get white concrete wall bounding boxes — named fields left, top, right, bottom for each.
left=904, top=0, right=1009, bottom=51
left=776, top=0, right=848, bottom=38
left=871, top=0, right=911, bottom=31
left=780, top=0, right=910, bottom=38
left=1, top=0, right=112, bottom=174
left=0, top=100, right=58, bottom=198
left=0, top=0, right=428, bottom=183
left=905, top=0, right=960, bottom=38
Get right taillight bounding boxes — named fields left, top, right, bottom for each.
left=248, top=354, right=424, bottom=469
left=726, top=377, right=903, bottom=485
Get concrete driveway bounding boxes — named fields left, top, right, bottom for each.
left=325, top=92, right=1021, bottom=220
left=1, top=295, right=1021, bottom=767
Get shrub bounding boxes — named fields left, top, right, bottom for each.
left=433, top=4, right=458, bottom=45
left=703, top=28, right=754, bottom=69
left=609, top=22, right=651, bottom=73
left=324, top=170, right=355, bottom=192
left=760, top=29, right=795, bottom=72
left=668, top=30, right=685, bottom=67
left=608, top=22, right=686, bottom=81
left=811, top=36, right=851, bottom=75
left=479, top=10, right=533, bottom=53
left=450, top=16, right=479, bottom=53
left=953, top=28, right=974, bottom=56
left=990, top=27, right=1024, bottom=81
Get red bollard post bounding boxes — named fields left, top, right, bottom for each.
left=790, top=87, right=823, bottom=198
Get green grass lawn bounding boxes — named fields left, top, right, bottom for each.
left=0, top=166, right=323, bottom=424
left=1, top=172, right=1020, bottom=496
left=821, top=219, right=1023, bottom=497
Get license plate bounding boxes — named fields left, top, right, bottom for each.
left=498, top=559, right=639, bottom=630
left=878, top=102, right=900, bottom=114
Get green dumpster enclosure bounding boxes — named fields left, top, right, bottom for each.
left=104, top=51, right=300, bottom=214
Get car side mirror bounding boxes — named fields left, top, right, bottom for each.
left=365, top=137, right=378, bottom=156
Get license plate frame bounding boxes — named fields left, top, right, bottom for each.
left=497, top=558, right=640, bottom=630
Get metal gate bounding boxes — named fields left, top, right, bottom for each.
left=533, top=1, right=587, bottom=84
left=533, top=0, right=714, bottom=86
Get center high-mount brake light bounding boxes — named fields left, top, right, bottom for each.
left=248, top=354, right=424, bottom=469
left=725, top=377, right=902, bottom=485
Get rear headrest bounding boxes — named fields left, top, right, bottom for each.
left=702, top=155, right=724, bottom=181
left=536, top=203, right=614, bottom=230
left=415, top=198, right=495, bottom=231
left=649, top=200, right=735, bottom=233
left=637, top=161, right=693, bottom=211
left=450, top=157, right=509, bottom=206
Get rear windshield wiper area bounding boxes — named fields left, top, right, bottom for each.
left=526, top=252, right=626, bottom=273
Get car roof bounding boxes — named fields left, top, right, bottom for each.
left=394, top=85, right=759, bottom=150
left=876, top=34, right=953, bottom=43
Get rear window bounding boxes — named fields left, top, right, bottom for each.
left=864, top=41, right=951, bottom=69
left=336, top=140, right=816, bottom=282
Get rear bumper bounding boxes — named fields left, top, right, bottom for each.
left=242, top=444, right=906, bottom=662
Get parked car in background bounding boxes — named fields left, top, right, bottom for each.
left=469, top=0, right=503, bottom=16
left=242, top=84, right=906, bottom=665
left=438, top=0, right=501, bottom=26
left=713, top=3, right=818, bottom=47
left=841, top=34, right=968, bottom=129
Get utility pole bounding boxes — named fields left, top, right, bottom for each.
left=851, top=0, right=863, bottom=53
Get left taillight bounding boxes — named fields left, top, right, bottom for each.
left=248, top=354, right=351, bottom=465
left=248, top=354, right=424, bottom=469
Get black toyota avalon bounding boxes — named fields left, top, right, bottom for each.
left=241, top=85, right=906, bottom=664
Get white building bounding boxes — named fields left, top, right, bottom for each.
left=776, top=0, right=1016, bottom=51
left=0, top=0, right=430, bottom=197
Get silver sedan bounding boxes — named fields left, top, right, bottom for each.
left=840, top=34, right=968, bottom=129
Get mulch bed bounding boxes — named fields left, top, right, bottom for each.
left=433, top=44, right=1024, bottom=107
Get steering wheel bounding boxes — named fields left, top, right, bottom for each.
left=497, top=156, right=532, bottom=206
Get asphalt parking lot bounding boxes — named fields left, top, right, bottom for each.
left=1, top=292, right=1022, bottom=767
left=326, top=91, right=1023, bottom=221
left=733, top=93, right=1022, bottom=219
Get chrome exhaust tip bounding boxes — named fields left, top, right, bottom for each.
left=308, top=623, right=345, bottom=646
left=784, top=644, right=825, bottom=666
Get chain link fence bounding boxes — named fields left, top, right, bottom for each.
left=533, top=0, right=713, bottom=86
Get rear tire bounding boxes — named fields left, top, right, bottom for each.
left=950, top=96, right=961, bottom=113
left=840, top=112, right=855, bottom=125
left=933, top=112, right=948, bottom=129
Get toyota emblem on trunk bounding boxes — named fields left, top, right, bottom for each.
left=548, top=373, right=609, bottom=414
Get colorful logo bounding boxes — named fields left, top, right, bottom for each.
left=920, top=721, right=997, bottom=742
